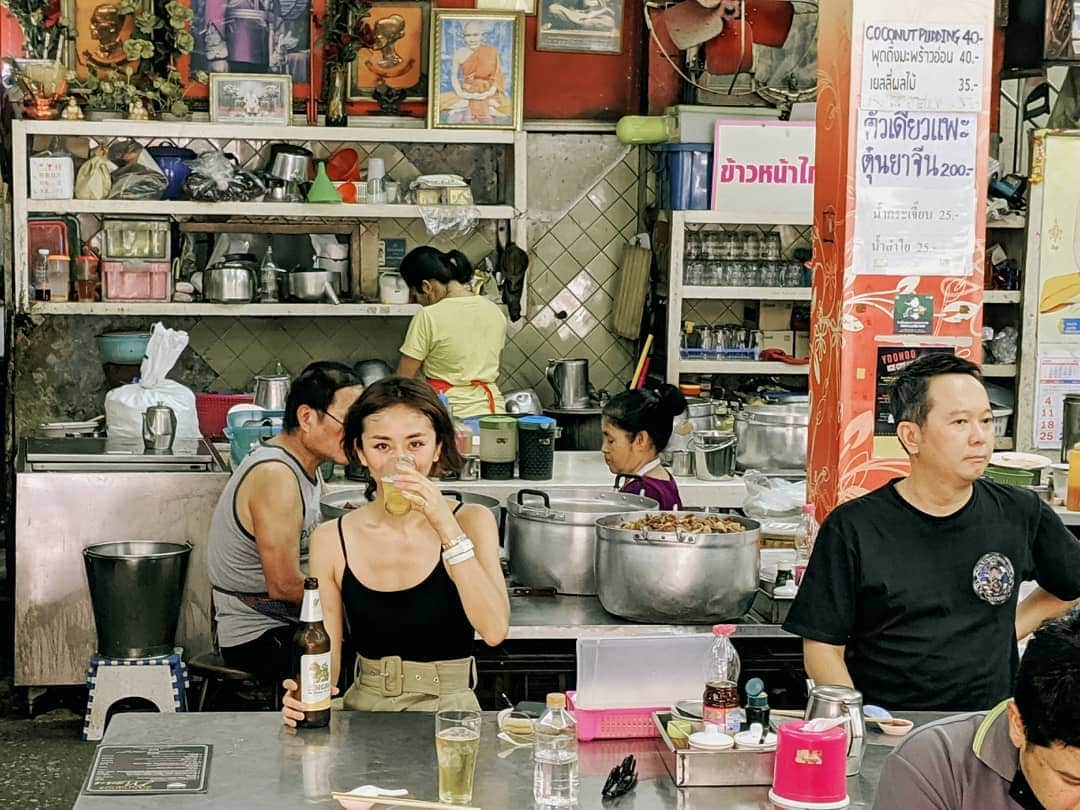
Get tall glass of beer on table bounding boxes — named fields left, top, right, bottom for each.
left=435, top=709, right=481, bottom=804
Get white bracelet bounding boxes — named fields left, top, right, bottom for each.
left=442, top=533, right=469, bottom=552
left=442, top=537, right=474, bottom=565
left=445, top=547, right=476, bottom=566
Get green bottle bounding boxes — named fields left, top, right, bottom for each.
left=307, top=160, right=341, bottom=204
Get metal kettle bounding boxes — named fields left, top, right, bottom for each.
left=546, top=358, right=590, bottom=409
left=253, top=372, right=290, bottom=411
left=804, top=684, right=866, bottom=776
left=142, top=404, right=177, bottom=453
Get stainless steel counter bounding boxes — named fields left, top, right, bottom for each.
left=75, top=711, right=939, bottom=809
left=506, top=595, right=791, bottom=639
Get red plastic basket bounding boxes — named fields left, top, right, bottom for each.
left=196, top=393, right=253, bottom=439
left=566, top=690, right=666, bottom=742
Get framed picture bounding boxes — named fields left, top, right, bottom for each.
left=209, top=73, right=292, bottom=124
left=190, top=0, right=311, bottom=83
left=536, top=0, right=623, bottom=54
left=476, top=0, right=537, bottom=14
left=429, top=10, right=523, bottom=130
left=348, top=0, right=430, bottom=102
left=73, top=0, right=138, bottom=78
left=1045, top=0, right=1080, bottom=62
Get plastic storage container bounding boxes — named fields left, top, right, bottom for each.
left=518, top=415, right=557, bottom=480
left=102, top=260, right=172, bottom=301
left=196, top=392, right=254, bottom=439
left=82, top=541, right=192, bottom=658
left=102, top=219, right=171, bottom=261
left=657, top=143, right=712, bottom=210
left=575, top=634, right=715, bottom=709
left=566, top=691, right=667, bottom=741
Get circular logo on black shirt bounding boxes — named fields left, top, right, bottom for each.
left=972, top=552, right=1015, bottom=606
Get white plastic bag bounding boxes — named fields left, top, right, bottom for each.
left=742, top=471, right=806, bottom=519
left=105, top=323, right=201, bottom=440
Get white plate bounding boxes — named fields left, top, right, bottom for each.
left=990, top=452, right=1052, bottom=470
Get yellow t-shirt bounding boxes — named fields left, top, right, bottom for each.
left=400, top=295, right=507, bottom=418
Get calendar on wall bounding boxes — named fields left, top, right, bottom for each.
left=1034, top=355, right=1080, bottom=449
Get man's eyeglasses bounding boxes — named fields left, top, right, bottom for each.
left=322, top=410, right=344, bottom=427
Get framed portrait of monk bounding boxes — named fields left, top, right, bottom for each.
left=536, top=0, right=623, bottom=54
left=429, top=9, right=523, bottom=130
left=73, top=0, right=138, bottom=78
left=348, top=1, right=430, bottom=103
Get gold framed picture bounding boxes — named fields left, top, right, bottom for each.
left=428, top=9, right=524, bottom=130
left=348, top=0, right=430, bottom=102
left=208, top=72, right=292, bottom=125
left=73, top=0, right=138, bottom=78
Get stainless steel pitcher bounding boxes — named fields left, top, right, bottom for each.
left=546, top=358, right=590, bottom=409
left=142, top=404, right=177, bottom=453
left=804, top=684, right=866, bottom=776
left=253, top=373, right=290, bottom=410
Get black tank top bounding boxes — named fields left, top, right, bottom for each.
left=337, top=516, right=476, bottom=661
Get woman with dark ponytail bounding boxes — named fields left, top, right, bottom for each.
left=601, top=384, right=688, bottom=510
left=396, top=246, right=508, bottom=418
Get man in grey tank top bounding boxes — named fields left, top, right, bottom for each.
left=207, top=361, right=362, bottom=683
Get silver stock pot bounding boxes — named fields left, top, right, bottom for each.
left=594, top=511, right=760, bottom=623
left=505, top=489, right=658, bottom=595
left=734, top=403, right=809, bottom=474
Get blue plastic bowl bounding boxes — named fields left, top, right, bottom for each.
left=96, top=331, right=151, bottom=365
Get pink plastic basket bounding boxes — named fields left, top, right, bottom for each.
left=566, top=690, right=666, bottom=742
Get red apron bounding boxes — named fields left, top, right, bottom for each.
left=427, top=377, right=497, bottom=414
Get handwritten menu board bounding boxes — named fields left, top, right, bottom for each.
left=1034, top=356, right=1080, bottom=450
left=853, top=22, right=987, bottom=277
left=852, top=111, right=977, bottom=275
left=84, top=744, right=211, bottom=795
left=861, top=23, right=986, bottom=112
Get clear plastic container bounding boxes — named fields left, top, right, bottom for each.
left=533, top=693, right=579, bottom=807
left=46, top=254, right=71, bottom=301
left=794, top=503, right=819, bottom=585
left=702, top=624, right=742, bottom=734
left=575, top=634, right=714, bottom=709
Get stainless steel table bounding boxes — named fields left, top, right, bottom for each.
left=74, top=711, right=941, bottom=809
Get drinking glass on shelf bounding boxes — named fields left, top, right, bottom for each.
left=435, top=709, right=482, bottom=805
left=685, top=230, right=702, bottom=259
left=743, top=232, right=762, bottom=262
left=704, top=262, right=721, bottom=286
left=720, top=231, right=740, bottom=261
left=760, top=263, right=780, bottom=287
left=763, top=231, right=783, bottom=262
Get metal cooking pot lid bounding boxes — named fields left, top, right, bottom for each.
left=737, top=404, right=809, bottom=426
left=510, top=489, right=656, bottom=514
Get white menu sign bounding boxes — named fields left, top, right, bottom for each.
left=861, top=23, right=987, bottom=112
left=852, top=110, right=977, bottom=276
left=1034, top=355, right=1080, bottom=450
left=710, top=121, right=815, bottom=219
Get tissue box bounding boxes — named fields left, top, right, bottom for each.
left=759, top=330, right=794, bottom=353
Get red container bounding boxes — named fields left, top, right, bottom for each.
left=196, top=393, right=254, bottom=439
left=102, top=260, right=171, bottom=302
left=769, top=720, right=849, bottom=808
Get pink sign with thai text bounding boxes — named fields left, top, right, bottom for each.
left=711, top=121, right=816, bottom=219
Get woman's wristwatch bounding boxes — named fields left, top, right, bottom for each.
left=441, top=533, right=475, bottom=565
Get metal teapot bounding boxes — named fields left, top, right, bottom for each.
left=804, top=684, right=866, bottom=776
left=142, top=403, right=177, bottom=453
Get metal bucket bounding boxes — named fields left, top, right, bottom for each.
left=690, top=431, right=737, bottom=480
left=83, top=541, right=192, bottom=659
left=505, top=488, right=657, bottom=595
left=594, top=512, right=760, bottom=623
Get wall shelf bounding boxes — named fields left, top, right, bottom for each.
left=29, top=301, right=420, bottom=317
left=25, top=200, right=516, bottom=220
left=679, top=360, right=810, bottom=375
left=983, top=290, right=1021, bottom=304
left=682, top=286, right=812, bottom=301
left=673, top=210, right=813, bottom=227
left=982, top=364, right=1017, bottom=378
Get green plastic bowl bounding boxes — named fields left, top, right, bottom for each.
left=96, top=331, right=151, bottom=365
left=984, top=465, right=1036, bottom=486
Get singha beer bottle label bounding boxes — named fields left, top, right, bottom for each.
left=300, top=652, right=332, bottom=709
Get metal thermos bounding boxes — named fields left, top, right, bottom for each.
left=1062, top=394, right=1080, bottom=462
left=546, top=358, right=590, bottom=409
left=142, top=404, right=177, bottom=453
left=804, top=684, right=866, bottom=777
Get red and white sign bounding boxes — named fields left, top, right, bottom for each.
left=711, top=121, right=815, bottom=220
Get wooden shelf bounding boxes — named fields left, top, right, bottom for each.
left=25, top=200, right=515, bottom=219
left=679, top=360, right=810, bottom=375
left=682, top=286, right=811, bottom=301
left=30, top=301, right=420, bottom=317
left=983, top=290, right=1021, bottom=304
left=983, top=364, right=1018, bottom=378
left=986, top=217, right=1026, bottom=230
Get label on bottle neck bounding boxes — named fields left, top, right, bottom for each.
left=299, top=587, right=324, bottom=623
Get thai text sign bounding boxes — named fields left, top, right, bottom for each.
left=852, top=110, right=977, bottom=276
left=710, top=121, right=815, bottom=220
left=861, top=23, right=987, bottom=111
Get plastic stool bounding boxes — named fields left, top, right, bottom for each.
left=83, top=648, right=188, bottom=741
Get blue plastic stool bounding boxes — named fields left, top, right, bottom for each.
left=83, top=648, right=188, bottom=741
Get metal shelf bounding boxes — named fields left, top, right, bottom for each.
left=679, top=360, right=810, bottom=375
left=682, top=286, right=812, bottom=301
left=983, top=290, right=1021, bottom=304
left=29, top=301, right=420, bottom=317
left=25, top=200, right=515, bottom=219
left=983, top=364, right=1018, bottom=378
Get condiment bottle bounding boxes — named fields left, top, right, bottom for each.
left=1067, top=446, right=1080, bottom=511
left=744, top=677, right=770, bottom=731
left=33, top=248, right=51, bottom=302
left=702, top=624, right=741, bottom=734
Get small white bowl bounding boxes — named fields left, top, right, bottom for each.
left=734, top=729, right=778, bottom=750
left=688, top=727, right=734, bottom=751
left=877, top=717, right=914, bottom=736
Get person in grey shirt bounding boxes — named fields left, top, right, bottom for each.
left=207, top=361, right=362, bottom=683
left=874, top=612, right=1080, bottom=810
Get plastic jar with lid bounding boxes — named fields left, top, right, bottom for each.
left=46, top=255, right=71, bottom=301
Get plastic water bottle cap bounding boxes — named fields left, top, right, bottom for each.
left=802, top=503, right=815, bottom=514
left=711, top=624, right=736, bottom=636
left=745, top=677, right=765, bottom=698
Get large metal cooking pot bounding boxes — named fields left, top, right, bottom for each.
left=320, top=487, right=501, bottom=524
left=595, top=511, right=760, bottom=623
left=505, top=488, right=657, bottom=595
left=670, top=397, right=716, bottom=451
left=204, top=253, right=258, bottom=303
left=734, top=403, right=809, bottom=474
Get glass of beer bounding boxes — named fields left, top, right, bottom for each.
left=381, top=454, right=415, bottom=516
left=435, top=709, right=481, bottom=804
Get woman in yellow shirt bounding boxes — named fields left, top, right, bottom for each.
left=396, top=247, right=508, bottom=418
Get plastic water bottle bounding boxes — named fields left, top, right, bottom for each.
left=703, top=624, right=742, bottom=734
left=794, top=503, right=820, bottom=585
left=533, top=692, right=579, bottom=806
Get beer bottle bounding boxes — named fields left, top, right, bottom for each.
left=292, top=577, right=331, bottom=728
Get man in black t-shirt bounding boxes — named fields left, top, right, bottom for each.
left=784, top=354, right=1080, bottom=710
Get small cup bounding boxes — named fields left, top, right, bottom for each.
left=734, top=723, right=777, bottom=750
left=381, top=454, right=415, bottom=515
left=877, top=717, right=914, bottom=736
left=688, top=725, right=734, bottom=751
